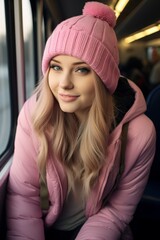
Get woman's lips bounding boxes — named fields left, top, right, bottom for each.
left=59, top=93, right=79, bottom=102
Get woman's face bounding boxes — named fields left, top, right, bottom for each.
left=48, top=55, right=96, bottom=122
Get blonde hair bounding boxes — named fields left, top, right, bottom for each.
left=32, top=71, right=115, bottom=195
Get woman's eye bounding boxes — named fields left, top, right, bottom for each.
left=50, top=64, right=61, bottom=71
left=76, top=67, right=90, bottom=74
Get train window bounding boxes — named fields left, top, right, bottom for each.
left=0, top=0, right=11, bottom=156
left=22, top=0, right=35, bottom=99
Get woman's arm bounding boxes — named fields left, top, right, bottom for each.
left=76, top=116, right=156, bottom=240
left=6, top=99, right=45, bottom=240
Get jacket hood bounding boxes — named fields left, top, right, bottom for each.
left=113, top=77, right=146, bottom=126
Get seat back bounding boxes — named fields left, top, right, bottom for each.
left=130, top=85, right=160, bottom=239
left=145, top=85, right=160, bottom=180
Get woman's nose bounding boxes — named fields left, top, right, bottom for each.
left=59, top=73, right=74, bottom=89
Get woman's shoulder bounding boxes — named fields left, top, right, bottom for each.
left=19, top=94, right=37, bottom=115
left=17, top=94, right=37, bottom=131
left=128, top=114, right=156, bottom=147
left=129, top=114, right=155, bottom=134
left=24, top=94, right=37, bottom=111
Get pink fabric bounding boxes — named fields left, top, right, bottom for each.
left=83, top=2, right=116, bottom=27
left=6, top=81, right=156, bottom=240
left=42, top=2, right=120, bottom=94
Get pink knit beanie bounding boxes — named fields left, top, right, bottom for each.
left=42, top=1, right=120, bottom=94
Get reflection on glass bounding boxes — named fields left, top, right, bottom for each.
left=0, top=0, right=11, bottom=155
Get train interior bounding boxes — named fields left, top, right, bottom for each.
left=0, top=0, right=160, bottom=239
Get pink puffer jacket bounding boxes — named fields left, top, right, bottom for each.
left=6, top=80, right=156, bottom=240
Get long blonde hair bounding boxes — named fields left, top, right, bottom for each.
left=32, top=71, right=116, bottom=195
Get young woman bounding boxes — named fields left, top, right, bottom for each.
left=6, top=2, right=156, bottom=240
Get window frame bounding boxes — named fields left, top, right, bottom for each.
left=0, top=0, right=18, bottom=170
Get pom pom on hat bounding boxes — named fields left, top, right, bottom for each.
left=83, top=2, right=116, bottom=28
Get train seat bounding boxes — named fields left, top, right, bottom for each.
left=131, top=85, right=160, bottom=239
left=145, top=85, right=160, bottom=181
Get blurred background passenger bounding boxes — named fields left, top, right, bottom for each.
left=147, top=46, right=160, bottom=89
left=149, top=57, right=160, bottom=88
left=122, top=56, right=150, bottom=99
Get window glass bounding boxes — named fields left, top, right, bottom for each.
left=0, top=0, right=11, bottom=155
left=22, top=0, right=35, bottom=99
left=42, top=17, right=45, bottom=49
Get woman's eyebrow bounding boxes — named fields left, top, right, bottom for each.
left=51, top=59, right=60, bottom=63
left=72, top=61, right=87, bottom=66
left=51, top=58, right=87, bottom=66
